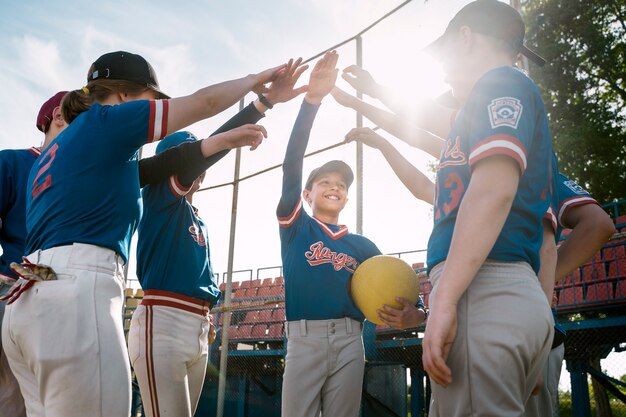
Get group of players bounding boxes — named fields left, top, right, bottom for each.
left=0, top=1, right=619, bottom=417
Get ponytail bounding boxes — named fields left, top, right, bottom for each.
left=61, top=78, right=154, bottom=124
left=61, top=89, right=93, bottom=124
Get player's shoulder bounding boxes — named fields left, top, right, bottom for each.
left=475, top=66, right=540, bottom=98
left=347, top=232, right=381, bottom=254
left=0, top=147, right=40, bottom=163
left=558, top=173, right=591, bottom=197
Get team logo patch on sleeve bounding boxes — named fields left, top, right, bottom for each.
left=488, top=97, right=523, bottom=129
left=564, top=180, right=587, bottom=195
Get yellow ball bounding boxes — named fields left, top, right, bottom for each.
left=350, top=255, right=419, bottom=325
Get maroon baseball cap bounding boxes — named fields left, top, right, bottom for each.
left=87, top=51, right=169, bottom=99
left=36, top=91, right=68, bottom=133
left=427, top=0, right=546, bottom=67
left=305, top=160, right=354, bottom=190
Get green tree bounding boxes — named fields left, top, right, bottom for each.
left=523, top=0, right=626, bottom=204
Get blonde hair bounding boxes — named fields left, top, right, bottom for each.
left=61, top=78, right=152, bottom=124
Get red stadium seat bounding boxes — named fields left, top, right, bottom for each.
left=608, top=259, right=626, bottom=279
left=237, top=325, right=253, bottom=339
left=233, top=289, right=245, bottom=299
left=261, top=278, right=274, bottom=287
left=252, top=324, right=268, bottom=339
left=268, top=286, right=284, bottom=297
left=558, top=286, right=584, bottom=306
left=585, top=283, right=613, bottom=304
left=271, top=308, right=286, bottom=322
left=243, top=310, right=259, bottom=324
left=245, top=288, right=258, bottom=298
left=256, top=286, right=273, bottom=298
left=412, top=262, right=424, bottom=270
left=615, top=280, right=626, bottom=299
left=250, top=279, right=262, bottom=288
left=602, top=245, right=626, bottom=261
left=219, top=282, right=226, bottom=291
left=240, top=280, right=252, bottom=289
left=227, top=326, right=238, bottom=339
left=258, top=309, right=272, bottom=323
left=581, top=262, right=606, bottom=283
left=273, top=277, right=284, bottom=287
left=268, top=323, right=284, bottom=339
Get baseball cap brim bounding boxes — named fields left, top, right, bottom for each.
left=305, top=160, right=354, bottom=190
left=425, top=32, right=546, bottom=67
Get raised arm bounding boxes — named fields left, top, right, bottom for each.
left=340, top=65, right=456, bottom=141
left=344, top=127, right=435, bottom=204
left=140, top=58, right=309, bottom=187
left=278, top=51, right=339, bottom=215
left=164, top=64, right=285, bottom=136
left=332, top=87, right=445, bottom=158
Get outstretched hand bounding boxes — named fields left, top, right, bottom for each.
left=264, top=58, right=309, bottom=105
left=252, top=63, right=288, bottom=94
left=219, top=124, right=268, bottom=151
left=342, top=65, right=381, bottom=98
left=305, top=50, right=339, bottom=105
left=330, top=86, right=357, bottom=109
left=344, top=127, right=386, bottom=150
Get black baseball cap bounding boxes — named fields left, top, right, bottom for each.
left=87, top=51, right=169, bottom=98
left=427, top=0, right=546, bottom=67
left=305, top=160, right=354, bottom=190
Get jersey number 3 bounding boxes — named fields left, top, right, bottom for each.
left=32, top=143, right=59, bottom=199
left=434, top=172, right=465, bottom=220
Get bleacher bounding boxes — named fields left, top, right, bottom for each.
left=555, top=215, right=626, bottom=315
left=213, top=277, right=286, bottom=351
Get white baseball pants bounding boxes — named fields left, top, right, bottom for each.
left=1, top=243, right=129, bottom=417
left=128, top=290, right=211, bottom=417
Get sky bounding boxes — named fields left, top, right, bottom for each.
left=2, top=0, right=624, bottom=388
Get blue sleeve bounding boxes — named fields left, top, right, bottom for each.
left=464, top=71, right=537, bottom=175
left=139, top=102, right=265, bottom=187
left=557, top=173, right=598, bottom=229
left=101, top=99, right=169, bottom=159
left=276, top=100, right=320, bottom=226
left=142, top=174, right=187, bottom=211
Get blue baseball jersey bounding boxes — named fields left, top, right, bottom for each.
left=26, top=100, right=169, bottom=262
left=0, top=147, right=41, bottom=279
left=277, top=100, right=382, bottom=322
left=427, top=66, right=553, bottom=274
left=556, top=173, right=598, bottom=235
left=136, top=170, right=220, bottom=305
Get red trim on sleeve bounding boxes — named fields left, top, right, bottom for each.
left=543, top=207, right=557, bottom=232
left=159, top=100, right=169, bottom=140
left=468, top=134, right=527, bottom=174
left=277, top=201, right=302, bottom=228
left=167, top=175, right=191, bottom=198
left=558, top=196, right=599, bottom=228
left=147, top=100, right=169, bottom=144
left=28, top=147, right=42, bottom=157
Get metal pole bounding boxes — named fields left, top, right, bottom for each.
left=356, top=35, right=364, bottom=235
left=216, top=99, right=245, bottom=417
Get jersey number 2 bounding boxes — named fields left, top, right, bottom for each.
left=32, top=143, right=58, bottom=199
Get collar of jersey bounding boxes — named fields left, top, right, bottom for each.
left=312, top=216, right=348, bottom=240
